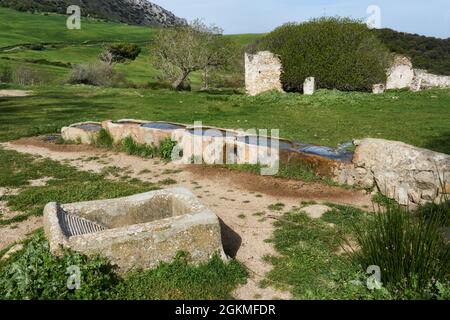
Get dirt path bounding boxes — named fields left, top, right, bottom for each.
left=1, top=137, right=373, bottom=300
left=0, top=90, right=32, bottom=97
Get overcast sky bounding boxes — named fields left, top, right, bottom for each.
left=154, top=0, right=450, bottom=38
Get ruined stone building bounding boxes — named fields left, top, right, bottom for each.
left=245, top=51, right=450, bottom=96
left=245, top=51, right=284, bottom=96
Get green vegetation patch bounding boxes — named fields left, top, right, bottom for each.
left=0, top=148, right=158, bottom=224
left=0, top=230, right=247, bottom=300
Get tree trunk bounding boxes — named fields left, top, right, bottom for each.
left=202, top=67, right=209, bottom=90
left=172, top=71, right=190, bottom=90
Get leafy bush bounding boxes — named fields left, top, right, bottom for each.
left=158, top=137, right=177, bottom=161
left=0, top=65, right=12, bottom=83
left=0, top=231, right=247, bottom=300
left=0, top=231, right=119, bottom=300
left=353, top=203, right=450, bottom=298
left=100, top=43, right=141, bottom=64
left=119, top=136, right=158, bottom=158
left=257, top=17, right=391, bottom=92
left=94, top=128, right=114, bottom=148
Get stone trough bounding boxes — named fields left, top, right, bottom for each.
left=101, top=119, right=149, bottom=144
left=61, top=122, right=102, bottom=144
left=235, top=135, right=297, bottom=166
left=181, top=127, right=240, bottom=164
left=139, top=121, right=187, bottom=147
left=43, top=188, right=226, bottom=271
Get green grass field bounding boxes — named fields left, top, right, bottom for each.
left=1, top=86, right=449, bottom=154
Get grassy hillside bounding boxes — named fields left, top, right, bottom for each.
left=0, top=7, right=154, bottom=48
left=0, top=8, right=254, bottom=86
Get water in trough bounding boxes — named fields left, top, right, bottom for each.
left=141, top=122, right=186, bottom=130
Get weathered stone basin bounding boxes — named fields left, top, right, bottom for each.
left=43, top=188, right=226, bottom=271
left=235, top=135, right=295, bottom=166
left=139, top=121, right=187, bottom=147
left=61, top=122, right=102, bottom=144
left=181, top=127, right=239, bottom=164
left=101, top=119, right=149, bottom=144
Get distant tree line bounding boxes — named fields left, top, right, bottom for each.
left=374, top=28, right=450, bottom=76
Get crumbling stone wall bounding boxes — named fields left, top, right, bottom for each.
left=245, top=51, right=284, bottom=96
left=386, top=55, right=415, bottom=90
left=414, top=69, right=450, bottom=89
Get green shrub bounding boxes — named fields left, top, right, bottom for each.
left=94, top=128, right=114, bottom=148
left=158, top=137, right=177, bottom=161
left=0, top=231, right=247, bottom=300
left=0, top=230, right=119, bottom=300
left=0, top=65, right=12, bottom=83
left=100, top=43, right=141, bottom=64
left=257, top=17, right=391, bottom=92
left=120, top=136, right=158, bottom=158
left=353, top=203, right=450, bottom=298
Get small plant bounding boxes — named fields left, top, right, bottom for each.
left=120, top=136, right=158, bottom=158
left=158, top=138, right=177, bottom=161
left=352, top=203, right=450, bottom=297
left=94, top=129, right=114, bottom=148
left=268, top=203, right=285, bottom=211
left=158, top=178, right=177, bottom=186
left=99, top=43, right=141, bottom=65
left=0, top=65, right=12, bottom=83
left=0, top=230, right=119, bottom=300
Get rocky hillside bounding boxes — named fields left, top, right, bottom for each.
left=0, top=0, right=186, bottom=26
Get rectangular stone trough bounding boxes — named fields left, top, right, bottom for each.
left=138, top=121, right=187, bottom=148
left=180, top=127, right=240, bottom=164
left=235, top=135, right=297, bottom=167
left=101, top=119, right=149, bottom=144
left=43, top=188, right=226, bottom=272
left=61, top=122, right=102, bottom=144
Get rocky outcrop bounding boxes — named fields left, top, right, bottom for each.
left=0, top=0, right=186, bottom=27
left=335, top=138, right=450, bottom=206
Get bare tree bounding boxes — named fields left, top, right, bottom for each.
left=151, top=19, right=236, bottom=90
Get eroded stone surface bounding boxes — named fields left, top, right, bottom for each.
left=245, top=51, right=284, bottom=96
left=372, top=83, right=385, bottom=94
left=61, top=122, right=102, bottom=144
left=386, top=55, right=415, bottom=90
left=335, top=138, right=450, bottom=205
left=43, top=188, right=226, bottom=272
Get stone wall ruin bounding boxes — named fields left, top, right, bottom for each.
left=245, top=51, right=284, bottom=96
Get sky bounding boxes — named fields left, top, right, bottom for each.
left=154, top=0, right=450, bottom=38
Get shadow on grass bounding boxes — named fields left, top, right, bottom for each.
left=424, top=132, right=450, bottom=155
